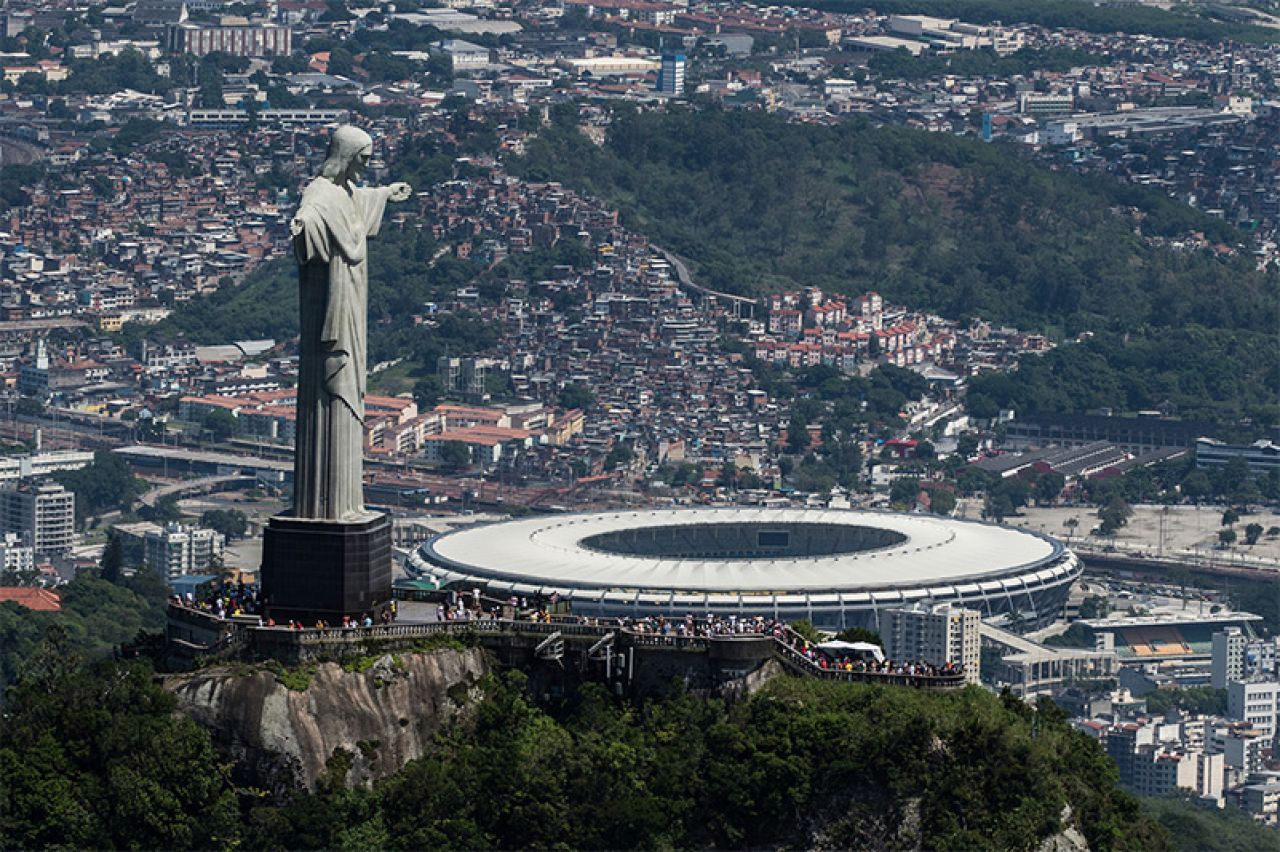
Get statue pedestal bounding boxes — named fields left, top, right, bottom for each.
left=260, top=512, right=393, bottom=624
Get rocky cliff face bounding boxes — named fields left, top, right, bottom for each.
left=166, top=648, right=488, bottom=790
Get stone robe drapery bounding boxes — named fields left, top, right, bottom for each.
left=291, top=177, right=392, bottom=521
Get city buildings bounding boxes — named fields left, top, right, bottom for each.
left=1243, top=781, right=1280, bottom=826
left=981, top=622, right=1118, bottom=697
left=1131, top=748, right=1222, bottom=800
left=0, top=451, right=93, bottom=485
left=166, top=18, right=292, bottom=57
left=883, top=602, right=981, bottom=684
left=0, top=531, right=34, bottom=573
left=1196, top=437, right=1280, bottom=479
left=1213, top=627, right=1246, bottom=689
left=438, top=356, right=494, bottom=402
left=143, top=523, right=226, bottom=579
left=1228, top=680, right=1280, bottom=743
left=0, top=481, right=75, bottom=557
left=658, top=54, right=686, bottom=96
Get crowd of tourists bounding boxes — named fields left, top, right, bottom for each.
left=171, top=583, right=262, bottom=619
left=617, top=613, right=786, bottom=638
left=806, top=652, right=964, bottom=678
left=168, top=584, right=960, bottom=676
left=171, top=582, right=397, bottom=629
left=262, top=605, right=397, bottom=630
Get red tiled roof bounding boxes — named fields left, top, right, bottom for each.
left=0, top=586, right=61, bottom=611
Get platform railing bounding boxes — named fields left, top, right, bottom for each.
left=167, top=605, right=967, bottom=688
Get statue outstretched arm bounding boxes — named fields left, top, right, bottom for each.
left=291, top=204, right=329, bottom=263
left=388, top=182, right=412, bottom=202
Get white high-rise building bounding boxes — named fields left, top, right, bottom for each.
left=1208, top=725, right=1266, bottom=789
left=1246, top=638, right=1278, bottom=679
left=144, top=523, right=226, bottom=579
left=882, top=602, right=980, bottom=684
left=657, top=53, right=685, bottom=96
left=1213, top=627, right=1247, bottom=689
left=0, top=480, right=75, bottom=556
left=1228, top=680, right=1280, bottom=742
left=1131, top=748, right=1199, bottom=798
left=0, top=531, right=34, bottom=572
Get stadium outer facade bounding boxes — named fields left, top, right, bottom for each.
left=407, top=508, right=1082, bottom=631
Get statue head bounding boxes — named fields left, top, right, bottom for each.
left=321, top=125, right=374, bottom=184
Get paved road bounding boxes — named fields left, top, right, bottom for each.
left=655, top=247, right=758, bottom=313
left=138, top=474, right=258, bottom=508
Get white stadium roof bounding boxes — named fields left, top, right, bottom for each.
left=421, top=508, right=1064, bottom=595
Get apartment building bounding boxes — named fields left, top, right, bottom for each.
left=1214, top=627, right=1247, bottom=689
left=1228, top=680, right=1280, bottom=742
left=143, top=523, right=225, bottom=579
left=882, top=602, right=980, bottom=684
left=0, top=481, right=76, bottom=557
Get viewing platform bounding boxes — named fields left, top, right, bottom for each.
left=165, top=602, right=968, bottom=693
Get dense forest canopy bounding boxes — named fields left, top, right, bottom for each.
left=2, top=605, right=1277, bottom=850
left=0, top=642, right=1172, bottom=851
left=866, top=45, right=1106, bottom=80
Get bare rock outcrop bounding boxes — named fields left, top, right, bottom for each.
left=166, top=648, right=488, bottom=790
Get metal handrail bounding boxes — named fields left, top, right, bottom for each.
left=175, top=606, right=965, bottom=687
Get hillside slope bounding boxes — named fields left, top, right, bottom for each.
left=515, top=109, right=1274, bottom=335
left=240, top=674, right=1172, bottom=850
left=513, top=109, right=1279, bottom=428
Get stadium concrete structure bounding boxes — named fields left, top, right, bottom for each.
left=408, top=508, right=1082, bottom=630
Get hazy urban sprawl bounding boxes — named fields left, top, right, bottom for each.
left=1, top=0, right=1279, bottom=847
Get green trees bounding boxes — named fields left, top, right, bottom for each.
left=982, top=476, right=1031, bottom=522
left=515, top=110, right=1278, bottom=433
left=0, top=571, right=167, bottom=688
left=250, top=675, right=1164, bottom=849
left=604, top=442, right=634, bottom=472
left=14, top=396, right=44, bottom=417
left=786, top=415, right=810, bottom=453
left=1246, top=523, right=1265, bottom=546
left=98, top=533, right=124, bottom=584
left=558, top=383, right=595, bottom=411
left=1140, top=793, right=1280, bottom=851
left=797, top=0, right=1278, bottom=43
left=1034, top=471, right=1066, bottom=506
left=0, top=641, right=238, bottom=849
left=890, top=476, right=921, bottom=507
left=202, top=409, right=238, bottom=443
left=0, top=653, right=1168, bottom=850
left=439, top=441, right=470, bottom=472
left=869, top=46, right=1103, bottom=80
left=1079, top=595, right=1109, bottom=620
left=835, top=626, right=883, bottom=646
left=54, top=450, right=146, bottom=522
left=930, top=488, right=957, bottom=516
left=1098, top=497, right=1133, bottom=536
left=966, top=329, right=1278, bottom=431
left=148, top=493, right=184, bottom=525
left=62, top=49, right=168, bottom=95
left=201, top=509, right=248, bottom=540
left=1144, top=687, right=1227, bottom=717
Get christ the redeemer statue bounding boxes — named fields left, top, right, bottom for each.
left=289, top=125, right=411, bottom=521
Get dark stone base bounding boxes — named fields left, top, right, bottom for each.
left=261, top=512, right=392, bottom=625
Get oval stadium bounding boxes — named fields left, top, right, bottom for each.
left=407, top=508, right=1082, bottom=630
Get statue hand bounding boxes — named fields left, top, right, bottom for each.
left=289, top=216, right=305, bottom=237
left=388, top=182, right=413, bottom=202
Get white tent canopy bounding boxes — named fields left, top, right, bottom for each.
left=817, top=640, right=884, bottom=662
